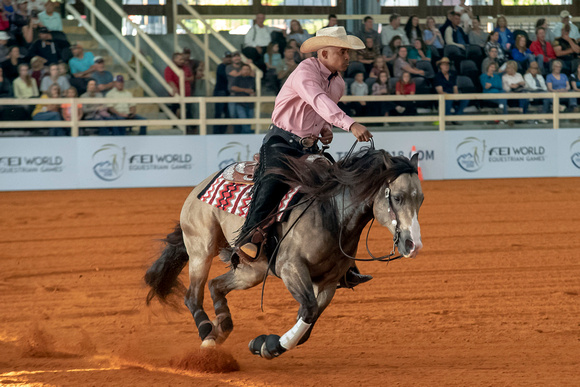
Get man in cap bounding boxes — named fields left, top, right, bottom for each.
left=91, top=56, right=114, bottom=95
left=553, top=11, right=580, bottom=40
left=107, top=75, right=147, bottom=135
left=27, top=26, right=64, bottom=64
left=213, top=50, right=232, bottom=134
left=234, top=26, right=373, bottom=288
left=68, top=42, right=96, bottom=94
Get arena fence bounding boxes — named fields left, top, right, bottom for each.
left=1, top=92, right=580, bottom=136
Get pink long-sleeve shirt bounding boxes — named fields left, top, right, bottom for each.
left=271, top=57, right=355, bottom=137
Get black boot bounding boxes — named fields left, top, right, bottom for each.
left=338, top=266, right=373, bottom=289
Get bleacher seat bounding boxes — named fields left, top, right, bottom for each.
left=346, top=61, right=366, bottom=78
left=344, top=77, right=355, bottom=95
left=365, top=77, right=376, bottom=94
left=457, top=75, right=478, bottom=107
left=443, top=45, right=464, bottom=60
left=460, top=59, right=478, bottom=76
left=388, top=77, right=399, bottom=94
left=416, top=60, right=435, bottom=79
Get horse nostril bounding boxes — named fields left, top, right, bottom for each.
left=405, top=239, right=415, bottom=252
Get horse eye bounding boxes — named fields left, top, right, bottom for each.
left=393, top=196, right=401, bottom=203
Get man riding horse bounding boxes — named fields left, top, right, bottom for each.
left=234, top=26, right=374, bottom=287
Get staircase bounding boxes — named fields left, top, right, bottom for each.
left=62, top=19, right=182, bottom=135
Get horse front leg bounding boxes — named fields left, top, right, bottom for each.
left=297, top=283, right=337, bottom=346
left=249, top=260, right=318, bottom=360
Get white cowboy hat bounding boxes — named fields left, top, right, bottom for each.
left=560, top=10, right=571, bottom=19
left=300, top=26, right=365, bottom=53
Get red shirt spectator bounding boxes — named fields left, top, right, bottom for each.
left=0, top=9, right=9, bottom=31
left=164, top=52, right=192, bottom=97
left=530, top=28, right=556, bottom=63
left=396, top=81, right=416, bottom=95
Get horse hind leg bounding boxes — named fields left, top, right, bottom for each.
left=208, top=263, right=267, bottom=345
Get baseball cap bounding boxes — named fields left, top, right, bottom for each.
left=38, top=27, right=49, bottom=34
left=0, top=31, right=9, bottom=40
left=94, top=56, right=104, bottom=63
left=115, top=75, right=124, bottom=82
left=223, top=50, right=232, bottom=57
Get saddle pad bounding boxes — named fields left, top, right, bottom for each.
left=198, top=170, right=301, bottom=221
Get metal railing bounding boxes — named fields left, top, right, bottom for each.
left=1, top=92, right=579, bottom=136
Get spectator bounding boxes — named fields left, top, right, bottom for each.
left=225, top=51, right=245, bottom=123
left=394, top=71, right=417, bottom=116
left=213, top=51, right=231, bottom=134
left=502, top=60, right=529, bottom=115
left=553, top=24, right=579, bottom=71
left=32, top=83, right=65, bottom=136
left=57, top=61, right=70, bottom=82
left=81, top=78, right=117, bottom=135
left=381, top=13, right=409, bottom=47
left=469, top=17, right=487, bottom=48
left=276, top=46, right=297, bottom=86
left=357, top=16, right=381, bottom=50
left=91, top=56, right=113, bottom=95
left=408, top=38, right=431, bottom=64
left=230, top=63, right=255, bottom=134
left=164, top=51, right=193, bottom=98
left=570, top=62, right=580, bottom=93
left=383, top=35, right=402, bottom=65
left=287, top=38, right=304, bottom=63
left=37, top=1, right=61, bottom=32
left=494, top=16, right=514, bottom=51
left=29, top=55, right=46, bottom=87
left=485, top=31, right=506, bottom=63
left=1, top=45, right=23, bottom=81
left=444, top=12, right=469, bottom=51
left=358, top=36, right=380, bottom=73
left=1, top=0, right=14, bottom=18
left=524, top=61, right=550, bottom=122
left=511, top=34, right=542, bottom=72
left=40, top=62, right=69, bottom=93
left=481, top=46, right=506, bottom=74
left=349, top=71, right=368, bottom=116
left=68, top=43, right=95, bottom=94
left=264, top=42, right=281, bottom=69
left=10, top=0, right=33, bottom=46
left=403, top=15, right=421, bottom=45
left=535, top=18, right=556, bottom=44
left=0, top=5, right=9, bottom=32
left=60, top=86, right=83, bottom=123
left=27, top=0, right=46, bottom=17
left=369, top=56, right=390, bottom=79
left=530, top=27, right=556, bottom=74
left=371, top=70, right=394, bottom=120
left=553, top=11, right=580, bottom=40
left=287, top=19, right=310, bottom=46
left=0, top=30, right=9, bottom=62
left=325, top=14, right=337, bottom=29
left=13, top=62, right=38, bottom=98
left=546, top=59, right=578, bottom=111
left=454, top=0, right=474, bottom=31
left=393, top=46, right=425, bottom=78
left=480, top=62, right=508, bottom=115
left=423, top=16, right=444, bottom=51
left=434, top=57, right=468, bottom=122
left=27, top=27, right=64, bottom=65
left=107, top=75, right=147, bottom=135
left=439, top=10, right=454, bottom=37
left=0, top=66, right=13, bottom=120
left=243, top=13, right=276, bottom=73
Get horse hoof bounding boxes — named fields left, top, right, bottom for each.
left=200, top=339, right=216, bottom=349
left=249, top=334, right=267, bottom=356
left=260, top=334, right=285, bottom=360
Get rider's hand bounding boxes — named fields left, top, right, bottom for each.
left=350, top=122, right=372, bottom=142
left=319, top=125, right=333, bottom=145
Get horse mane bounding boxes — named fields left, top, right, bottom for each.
left=277, top=148, right=418, bottom=203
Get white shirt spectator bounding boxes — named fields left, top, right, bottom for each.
left=524, top=73, right=548, bottom=91
left=107, top=87, right=134, bottom=115
left=553, top=21, right=580, bottom=40
left=502, top=72, right=525, bottom=92
left=381, top=25, right=409, bottom=47
left=244, top=24, right=275, bottom=48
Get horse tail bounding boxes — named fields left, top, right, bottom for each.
left=145, top=223, right=189, bottom=306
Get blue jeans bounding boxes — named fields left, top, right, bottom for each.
left=33, top=111, right=67, bottom=136
left=111, top=114, right=147, bottom=135
left=445, top=100, right=469, bottom=116
left=233, top=103, right=254, bottom=134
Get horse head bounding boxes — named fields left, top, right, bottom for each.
left=373, top=153, right=424, bottom=258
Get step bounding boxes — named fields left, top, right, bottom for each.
left=63, top=25, right=86, bottom=35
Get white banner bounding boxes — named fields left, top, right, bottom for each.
left=445, top=129, right=559, bottom=179
left=0, top=138, right=78, bottom=191
left=557, top=129, right=580, bottom=177
left=77, top=137, right=207, bottom=189
left=205, top=134, right=263, bottom=173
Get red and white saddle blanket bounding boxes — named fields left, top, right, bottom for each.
left=198, top=164, right=301, bottom=221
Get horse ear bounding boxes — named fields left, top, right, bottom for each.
left=410, top=153, right=419, bottom=169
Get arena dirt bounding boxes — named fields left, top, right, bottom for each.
left=1, top=178, right=579, bottom=386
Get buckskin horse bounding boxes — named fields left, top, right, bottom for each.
left=145, top=146, right=424, bottom=360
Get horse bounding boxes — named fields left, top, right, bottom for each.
left=144, top=147, right=424, bottom=360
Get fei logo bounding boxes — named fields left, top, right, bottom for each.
left=217, top=142, right=252, bottom=169
left=571, top=137, right=580, bottom=169
left=92, top=144, right=126, bottom=181
left=456, top=137, right=486, bottom=172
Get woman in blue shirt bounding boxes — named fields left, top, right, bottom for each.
left=511, top=35, right=541, bottom=72
left=480, top=62, right=507, bottom=114
left=494, top=16, right=514, bottom=51
left=547, top=59, right=578, bottom=111
left=408, top=38, right=432, bottom=63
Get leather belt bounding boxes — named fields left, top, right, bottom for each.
left=266, top=124, right=319, bottom=152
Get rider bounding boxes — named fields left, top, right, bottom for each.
left=235, top=26, right=374, bottom=287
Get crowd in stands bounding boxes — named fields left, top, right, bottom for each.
left=0, top=0, right=147, bottom=136
left=215, top=10, right=580, bottom=130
